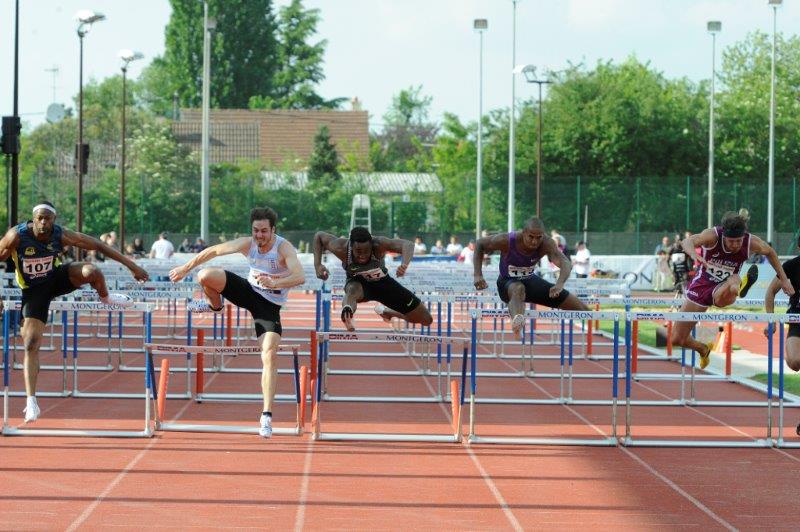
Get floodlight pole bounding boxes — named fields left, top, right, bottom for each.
left=508, top=0, right=518, bottom=232
left=707, top=21, right=720, bottom=228
left=200, top=0, right=212, bottom=242
left=767, top=1, right=780, bottom=244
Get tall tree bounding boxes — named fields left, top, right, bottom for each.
left=162, top=0, right=279, bottom=109
left=308, top=125, right=341, bottom=181
left=249, top=0, right=343, bottom=110
left=371, top=85, right=438, bottom=172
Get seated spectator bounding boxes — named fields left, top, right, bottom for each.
left=150, top=231, right=175, bottom=259
left=446, top=236, right=463, bottom=256
left=190, top=237, right=207, bottom=253
left=458, top=240, right=476, bottom=265
left=132, top=237, right=146, bottom=258
left=125, top=243, right=138, bottom=258
left=178, top=238, right=191, bottom=253
left=413, top=236, right=427, bottom=255
left=430, top=239, right=445, bottom=255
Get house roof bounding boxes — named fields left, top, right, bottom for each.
left=261, top=171, right=443, bottom=194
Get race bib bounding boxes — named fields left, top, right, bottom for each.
left=507, top=265, right=536, bottom=278
left=357, top=267, right=387, bottom=281
left=706, top=263, right=735, bottom=283
left=22, top=256, right=54, bottom=279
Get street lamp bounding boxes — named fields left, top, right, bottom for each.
left=707, top=20, right=721, bottom=228
left=119, top=49, right=144, bottom=253
left=516, top=64, right=552, bottom=218
left=474, top=18, right=487, bottom=240
left=200, top=1, right=216, bottom=242
left=767, top=0, right=781, bottom=244
left=75, top=9, right=105, bottom=236
left=1, top=0, right=21, bottom=230
left=508, top=0, right=520, bottom=232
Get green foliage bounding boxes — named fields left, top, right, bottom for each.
left=370, top=86, right=438, bottom=172
left=162, top=0, right=279, bottom=109
left=308, top=125, right=341, bottom=181
left=248, top=0, right=344, bottom=110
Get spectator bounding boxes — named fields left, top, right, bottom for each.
left=413, top=236, right=427, bottom=255
left=150, top=231, right=175, bottom=259
left=191, top=237, right=207, bottom=253
left=107, top=231, right=118, bottom=249
left=178, top=238, right=191, bottom=253
left=573, top=241, right=591, bottom=278
left=218, top=233, right=227, bottom=243
left=430, top=239, right=445, bottom=255
left=446, top=235, right=463, bottom=256
left=132, top=237, right=146, bottom=258
left=459, top=240, right=476, bottom=265
left=652, top=249, right=674, bottom=292
left=551, top=229, right=567, bottom=253
left=654, top=235, right=670, bottom=254
left=124, top=243, right=137, bottom=258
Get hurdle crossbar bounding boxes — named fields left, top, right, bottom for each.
left=147, top=342, right=306, bottom=436
left=312, top=331, right=469, bottom=442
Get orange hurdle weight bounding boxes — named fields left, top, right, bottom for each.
left=299, top=365, right=309, bottom=429
left=225, top=304, right=233, bottom=347
left=724, top=321, right=733, bottom=377
left=666, top=321, right=673, bottom=357
left=450, top=379, right=460, bottom=436
left=157, top=358, right=170, bottom=421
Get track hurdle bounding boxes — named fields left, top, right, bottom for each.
left=467, top=308, right=621, bottom=446
left=311, top=331, right=469, bottom=442
left=2, top=301, right=156, bottom=438
left=148, top=342, right=307, bottom=435
left=622, top=310, right=800, bottom=448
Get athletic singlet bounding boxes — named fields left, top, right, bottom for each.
left=695, top=226, right=751, bottom=284
left=499, top=231, right=544, bottom=280
left=246, top=236, right=289, bottom=306
left=343, top=241, right=388, bottom=282
left=12, top=221, right=63, bottom=289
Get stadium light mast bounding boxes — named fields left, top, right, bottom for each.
left=767, top=0, right=781, bottom=244
left=119, top=50, right=144, bottom=253
left=508, top=0, right=519, bottom=232
left=516, top=64, right=552, bottom=218
left=200, top=1, right=215, bottom=242
left=474, top=18, right=487, bottom=240
left=707, top=20, right=721, bottom=229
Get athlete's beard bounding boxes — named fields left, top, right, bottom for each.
left=34, top=225, right=52, bottom=240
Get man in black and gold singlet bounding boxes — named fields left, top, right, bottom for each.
left=313, top=227, right=432, bottom=331
left=0, top=202, right=148, bottom=422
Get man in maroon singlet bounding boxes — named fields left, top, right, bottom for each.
left=673, top=211, right=794, bottom=369
left=474, top=217, right=588, bottom=336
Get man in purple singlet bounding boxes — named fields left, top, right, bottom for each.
left=673, top=211, right=793, bottom=369
left=474, top=217, right=588, bottom=336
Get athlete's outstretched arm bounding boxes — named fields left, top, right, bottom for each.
left=474, top=233, right=508, bottom=290
left=751, top=236, right=794, bottom=296
left=682, top=228, right=717, bottom=267
left=0, top=227, right=20, bottom=262
left=257, top=241, right=305, bottom=290
left=312, top=231, right=347, bottom=280
left=169, top=237, right=250, bottom=282
left=374, top=237, right=414, bottom=276
left=62, top=229, right=149, bottom=282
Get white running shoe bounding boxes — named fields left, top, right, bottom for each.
left=511, top=314, right=525, bottom=336
left=259, top=414, right=272, bottom=438
left=187, top=299, right=223, bottom=313
left=102, top=292, right=134, bottom=308
left=374, top=304, right=391, bottom=323
left=23, top=396, right=40, bottom=423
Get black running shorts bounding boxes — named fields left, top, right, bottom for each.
left=21, top=264, right=79, bottom=323
left=221, top=271, right=282, bottom=337
left=344, top=275, right=421, bottom=315
left=496, top=275, right=570, bottom=308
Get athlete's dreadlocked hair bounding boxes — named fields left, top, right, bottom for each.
left=720, top=211, right=748, bottom=238
left=349, top=226, right=372, bottom=243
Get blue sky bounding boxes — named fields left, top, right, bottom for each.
left=1, top=0, right=798, bottom=131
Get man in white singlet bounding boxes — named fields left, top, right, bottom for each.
left=169, top=207, right=305, bottom=438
